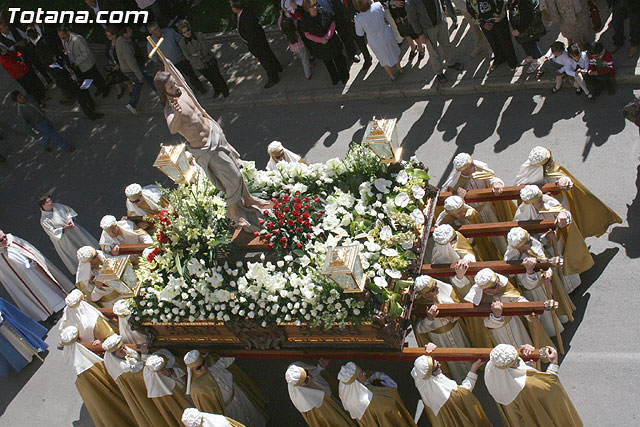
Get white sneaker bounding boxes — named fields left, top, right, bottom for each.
left=126, top=104, right=137, bottom=115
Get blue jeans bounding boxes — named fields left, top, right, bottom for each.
left=124, top=70, right=155, bottom=109
left=34, top=119, right=71, bottom=151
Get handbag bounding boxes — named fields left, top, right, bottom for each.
left=623, top=98, right=640, bottom=128
left=588, top=1, right=602, bottom=32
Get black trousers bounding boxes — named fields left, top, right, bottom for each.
left=249, top=43, right=282, bottom=83
left=175, top=59, right=206, bottom=93
left=78, top=64, right=108, bottom=93
left=198, top=58, right=229, bottom=95
left=482, top=19, right=518, bottom=68
left=585, top=73, right=616, bottom=95
left=16, top=69, right=46, bottom=102
left=323, top=54, right=349, bottom=85
left=336, top=20, right=372, bottom=62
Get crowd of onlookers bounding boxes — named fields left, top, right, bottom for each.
left=0, top=0, right=637, bottom=154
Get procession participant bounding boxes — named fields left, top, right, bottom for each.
left=113, top=299, right=148, bottom=346
left=464, top=268, right=555, bottom=348
left=285, top=361, right=356, bottom=426
left=59, top=289, right=115, bottom=344
left=412, top=349, right=491, bottom=427
left=515, top=145, right=621, bottom=238
left=154, top=69, right=269, bottom=232
left=0, top=229, right=73, bottom=321
left=505, top=227, right=575, bottom=336
left=514, top=185, right=593, bottom=292
left=75, top=246, right=121, bottom=307
left=144, top=349, right=192, bottom=425
left=337, top=362, right=416, bottom=427
left=184, top=349, right=225, bottom=415
left=39, top=194, right=98, bottom=274
left=124, top=183, right=169, bottom=229
left=413, top=274, right=473, bottom=382
left=441, top=152, right=517, bottom=223
left=266, top=140, right=307, bottom=171
left=485, top=344, right=582, bottom=426
left=183, top=349, right=267, bottom=427
left=98, top=215, right=153, bottom=259
left=59, top=326, right=136, bottom=427
left=181, top=407, right=246, bottom=427
left=436, top=195, right=507, bottom=258
left=102, top=334, right=166, bottom=426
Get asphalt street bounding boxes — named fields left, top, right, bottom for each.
left=0, top=87, right=639, bottom=426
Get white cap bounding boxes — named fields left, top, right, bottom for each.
left=520, top=185, right=542, bottom=203
left=267, top=140, right=284, bottom=154
left=125, top=183, right=143, bottom=198
left=443, top=195, right=464, bottom=213
left=490, top=344, right=519, bottom=368
left=76, top=246, right=96, bottom=263
left=507, top=227, right=529, bottom=248
left=433, top=224, right=455, bottom=245
left=414, top=275, right=435, bottom=294
left=145, top=354, right=167, bottom=372
left=474, top=268, right=496, bottom=288
left=181, top=408, right=203, bottom=427
left=65, top=289, right=84, bottom=307
left=285, top=364, right=306, bottom=386
left=60, top=325, right=79, bottom=344
left=453, top=153, right=472, bottom=171
left=338, top=362, right=358, bottom=383
left=100, top=215, right=117, bottom=230
left=113, top=299, right=133, bottom=317
left=184, top=350, right=202, bottom=367
left=102, top=334, right=122, bottom=352
left=528, top=146, right=551, bottom=166
left=413, top=355, right=435, bottom=380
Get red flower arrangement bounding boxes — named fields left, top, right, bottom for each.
left=147, top=209, right=175, bottom=262
left=256, top=192, right=322, bottom=252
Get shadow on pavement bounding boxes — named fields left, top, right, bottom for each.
left=609, top=161, right=640, bottom=257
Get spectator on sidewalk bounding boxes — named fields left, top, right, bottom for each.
left=280, top=16, right=313, bottom=80
left=406, top=0, right=464, bottom=83
left=354, top=0, right=402, bottom=81
left=115, top=25, right=156, bottom=115
left=328, top=0, right=373, bottom=66
left=232, top=1, right=284, bottom=89
left=147, top=21, right=208, bottom=94
left=25, top=27, right=55, bottom=85
left=45, top=55, right=104, bottom=120
left=544, top=0, right=594, bottom=47
left=381, top=0, right=425, bottom=61
left=104, top=27, right=133, bottom=100
left=448, top=0, right=489, bottom=57
left=1, top=21, right=54, bottom=86
left=537, top=41, right=576, bottom=94
left=0, top=45, right=47, bottom=104
left=12, top=90, right=75, bottom=153
left=176, top=20, right=230, bottom=98
left=57, top=26, right=110, bottom=98
left=610, top=0, right=640, bottom=58
left=586, top=41, right=616, bottom=96
left=467, top=0, right=518, bottom=73
left=508, top=0, right=546, bottom=74
left=135, top=0, right=167, bottom=27
left=567, top=43, right=593, bottom=98
left=301, top=0, right=349, bottom=86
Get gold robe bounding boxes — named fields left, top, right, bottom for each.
left=302, top=385, right=356, bottom=427
left=191, top=368, right=226, bottom=415
left=425, top=388, right=492, bottom=427
left=357, top=386, right=416, bottom=427
left=75, top=362, right=137, bottom=427
left=498, top=370, right=582, bottom=427
left=543, top=205, right=594, bottom=276
left=151, top=384, right=193, bottom=426
left=93, top=316, right=116, bottom=342
left=116, top=370, right=168, bottom=427
left=439, top=208, right=504, bottom=262
left=546, top=163, right=621, bottom=238
left=450, top=168, right=517, bottom=223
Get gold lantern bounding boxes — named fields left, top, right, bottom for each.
left=321, top=245, right=366, bottom=293
left=362, top=117, right=402, bottom=163
left=97, top=256, right=138, bottom=296
left=153, top=143, right=198, bottom=184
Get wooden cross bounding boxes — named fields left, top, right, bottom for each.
left=147, top=36, right=166, bottom=62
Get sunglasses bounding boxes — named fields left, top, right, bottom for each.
left=131, top=197, right=142, bottom=203
left=310, top=2, right=318, bottom=7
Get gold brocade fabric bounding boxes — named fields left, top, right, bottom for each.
left=75, top=363, right=137, bottom=427
left=226, top=417, right=246, bottom=427
left=150, top=385, right=193, bottom=426
left=491, top=199, right=518, bottom=223
left=498, top=370, right=583, bottom=427
left=522, top=253, right=575, bottom=322
left=557, top=223, right=594, bottom=276
left=463, top=317, right=498, bottom=349
left=424, top=388, right=492, bottom=427
left=357, top=386, right=417, bottom=427
left=441, top=210, right=503, bottom=262
left=547, top=164, right=622, bottom=238
left=93, top=317, right=116, bottom=342
left=191, top=369, right=226, bottom=415
left=453, top=233, right=477, bottom=260
left=116, top=370, right=169, bottom=427
left=301, top=393, right=356, bottom=427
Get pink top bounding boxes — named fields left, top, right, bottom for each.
left=304, top=21, right=335, bottom=44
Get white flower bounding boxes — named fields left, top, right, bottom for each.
left=355, top=203, right=366, bottom=215
left=385, top=269, right=402, bottom=279
left=396, top=169, right=409, bottom=185
left=411, top=208, right=425, bottom=225
left=401, top=239, right=414, bottom=250
left=298, top=255, right=311, bottom=267
left=374, top=276, right=388, bottom=288
left=380, top=226, right=392, bottom=241
left=395, top=192, right=410, bottom=208
left=412, top=185, right=425, bottom=200
left=284, top=255, right=293, bottom=262
left=364, top=240, right=381, bottom=252
left=374, top=178, right=392, bottom=194
left=381, top=248, right=398, bottom=256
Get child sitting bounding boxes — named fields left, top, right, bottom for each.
left=585, top=41, right=615, bottom=96
left=280, top=16, right=312, bottom=80
left=567, top=43, right=592, bottom=99
left=536, top=41, right=576, bottom=94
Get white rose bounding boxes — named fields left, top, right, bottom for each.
left=401, top=239, right=414, bottom=250
left=412, top=185, right=425, bottom=200
left=385, top=269, right=402, bottom=279
left=374, top=276, right=388, bottom=288
left=284, top=255, right=294, bottom=262
left=380, top=225, right=392, bottom=241
left=395, top=192, right=410, bottom=208
left=374, top=178, right=392, bottom=194
left=396, top=169, right=409, bottom=185
left=381, top=248, right=398, bottom=256
left=411, top=208, right=425, bottom=225
left=277, top=260, right=285, bottom=268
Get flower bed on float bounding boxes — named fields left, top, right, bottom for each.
left=132, top=145, right=437, bottom=350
